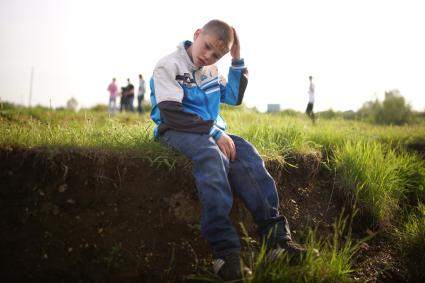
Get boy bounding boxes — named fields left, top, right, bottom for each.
left=150, top=20, right=307, bottom=281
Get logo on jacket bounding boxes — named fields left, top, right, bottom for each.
left=176, top=73, right=195, bottom=87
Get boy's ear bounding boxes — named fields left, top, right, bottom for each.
left=193, top=29, right=202, bottom=40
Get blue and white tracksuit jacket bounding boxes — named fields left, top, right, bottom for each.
left=150, top=41, right=248, bottom=139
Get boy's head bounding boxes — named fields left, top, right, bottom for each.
left=189, top=19, right=234, bottom=67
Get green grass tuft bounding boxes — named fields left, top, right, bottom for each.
left=397, top=204, right=425, bottom=281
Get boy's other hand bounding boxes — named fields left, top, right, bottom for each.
left=230, top=27, right=240, bottom=60
left=216, top=133, right=236, bottom=161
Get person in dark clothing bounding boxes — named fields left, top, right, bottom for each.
left=119, top=86, right=127, bottom=112
left=126, top=78, right=135, bottom=112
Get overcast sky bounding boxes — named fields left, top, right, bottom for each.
left=1, top=0, right=424, bottom=112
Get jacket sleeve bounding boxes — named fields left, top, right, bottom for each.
left=219, top=58, right=248, bottom=105
left=154, top=61, right=224, bottom=141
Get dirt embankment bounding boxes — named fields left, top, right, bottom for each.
left=0, top=146, right=408, bottom=282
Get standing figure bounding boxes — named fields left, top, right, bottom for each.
left=107, top=78, right=118, bottom=114
left=126, top=78, right=135, bottom=112
left=120, top=86, right=127, bottom=112
left=137, top=74, right=146, bottom=114
left=306, top=75, right=315, bottom=123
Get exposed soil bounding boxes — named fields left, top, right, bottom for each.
left=0, top=146, right=412, bottom=282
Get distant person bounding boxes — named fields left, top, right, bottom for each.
left=107, top=78, right=118, bottom=114
left=149, top=19, right=310, bottom=281
left=120, top=86, right=127, bottom=112
left=306, top=75, right=315, bottom=123
left=126, top=78, right=135, bottom=112
left=137, top=74, right=146, bottom=114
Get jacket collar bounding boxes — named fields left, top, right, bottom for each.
left=178, top=40, right=202, bottom=72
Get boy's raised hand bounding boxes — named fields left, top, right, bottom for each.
left=216, top=132, right=236, bottom=161
left=230, top=27, right=240, bottom=60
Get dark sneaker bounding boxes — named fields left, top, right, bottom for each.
left=269, top=240, right=318, bottom=263
left=278, top=239, right=309, bottom=259
left=213, top=253, right=252, bottom=282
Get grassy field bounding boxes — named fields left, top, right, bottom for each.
left=2, top=105, right=425, bottom=156
left=1, top=105, right=425, bottom=281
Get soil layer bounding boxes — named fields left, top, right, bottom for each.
left=0, top=146, right=410, bottom=282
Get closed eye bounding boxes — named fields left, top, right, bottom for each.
left=205, top=43, right=220, bottom=60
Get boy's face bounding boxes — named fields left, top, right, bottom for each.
left=190, top=29, right=230, bottom=67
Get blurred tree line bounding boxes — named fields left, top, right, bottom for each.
left=319, top=89, right=424, bottom=125
left=357, top=89, right=413, bottom=125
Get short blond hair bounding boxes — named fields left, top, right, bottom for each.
left=202, top=19, right=234, bottom=49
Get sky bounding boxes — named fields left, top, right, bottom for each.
left=1, top=0, right=425, bottom=112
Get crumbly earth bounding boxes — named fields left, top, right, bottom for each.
left=0, top=146, right=412, bottom=282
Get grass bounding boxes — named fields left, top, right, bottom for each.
left=2, top=107, right=425, bottom=157
left=249, top=211, right=369, bottom=283
left=397, top=204, right=425, bottom=281
left=189, top=212, right=364, bottom=283
left=2, top=107, right=424, bottom=218
left=333, top=140, right=425, bottom=227
left=0, top=108, right=180, bottom=168
left=1, top=105, right=425, bottom=281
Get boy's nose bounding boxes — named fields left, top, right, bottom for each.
left=204, top=51, right=215, bottom=63
left=202, top=55, right=210, bottom=64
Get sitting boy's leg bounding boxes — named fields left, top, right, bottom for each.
left=228, top=134, right=308, bottom=259
left=160, top=130, right=240, bottom=258
left=227, top=135, right=290, bottom=241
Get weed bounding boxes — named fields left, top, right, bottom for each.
left=104, top=242, right=125, bottom=270
left=397, top=204, right=425, bottom=281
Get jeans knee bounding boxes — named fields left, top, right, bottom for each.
left=195, top=146, right=229, bottom=170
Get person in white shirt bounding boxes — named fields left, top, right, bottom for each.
left=137, top=74, right=146, bottom=114
left=305, top=75, right=316, bottom=123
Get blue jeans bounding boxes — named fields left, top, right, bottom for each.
left=137, top=95, right=144, bottom=114
left=160, top=130, right=291, bottom=258
left=108, top=97, right=116, bottom=114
